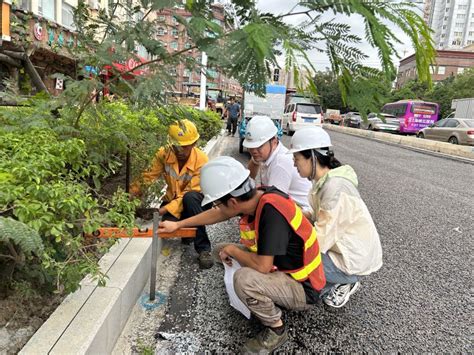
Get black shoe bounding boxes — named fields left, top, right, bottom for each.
left=198, top=251, right=214, bottom=269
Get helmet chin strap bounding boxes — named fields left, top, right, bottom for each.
left=309, top=149, right=317, bottom=181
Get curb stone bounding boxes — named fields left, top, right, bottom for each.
left=323, top=124, right=474, bottom=161
left=20, top=129, right=226, bottom=355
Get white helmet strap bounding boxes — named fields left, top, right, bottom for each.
left=230, top=177, right=256, bottom=198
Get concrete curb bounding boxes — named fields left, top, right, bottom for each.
left=323, top=124, right=474, bottom=161
left=20, top=129, right=226, bottom=355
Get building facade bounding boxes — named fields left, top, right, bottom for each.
left=396, top=47, right=474, bottom=88
left=0, top=0, right=108, bottom=97
left=153, top=3, right=242, bottom=98
left=424, top=0, right=474, bottom=49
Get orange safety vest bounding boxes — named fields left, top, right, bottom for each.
left=240, top=190, right=326, bottom=291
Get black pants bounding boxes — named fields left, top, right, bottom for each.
left=226, top=116, right=238, bottom=135
left=161, top=191, right=211, bottom=253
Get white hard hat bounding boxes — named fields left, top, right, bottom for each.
left=243, top=115, right=278, bottom=148
left=287, top=127, right=332, bottom=154
left=200, top=156, right=251, bottom=206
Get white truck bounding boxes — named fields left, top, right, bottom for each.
left=451, top=98, right=474, bottom=119
left=239, top=84, right=286, bottom=153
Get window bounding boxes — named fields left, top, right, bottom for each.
left=38, top=0, right=55, bottom=20
left=157, top=27, right=165, bottom=36
left=458, top=4, right=468, bottom=10
left=446, top=8, right=450, bottom=12
left=158, top=15, right=166, bottom=22
left=469, top=31, right=474, bottom=36
left=18, top=0, right=31, bottom=11
left=184, top=42, right=191, bottom=49
left=183, top=69, right=191, bottom=77
left=170, top=41, right=178, bottom=50
left=273, top=68, right=280, bottom=82
left=454, top=31, right=463, bottom=37
left=444, top=16, right=448, bottom=20
left=445, top=119, right=459, bottom=128
left=434, top=119, right=447, bottom=127
left=443, top=25, right=447, bottom=29
left=441, top=34, right=446, bottom=38
left=172, top=28, right=179, bottom=37
left=438, top=66, right=446, bottom=75
left=62, top=2, right=75, bottom=29
left=429, top=65, right=435, bottom=74
left=457, top=14, right=466, bottom=19
left=172, top=16, right=178, bottom=24
left=455, top=22, right=464, bottom=27
left=458, top=67, right=465, bottom=74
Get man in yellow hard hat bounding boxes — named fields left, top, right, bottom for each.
left=130, top=119, right=213, bottom=269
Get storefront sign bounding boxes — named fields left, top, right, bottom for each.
left=55, top=78, right=64, bottom=90
left=33, top=22, right=43, bottom=40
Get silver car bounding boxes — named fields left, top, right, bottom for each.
left=343, top=112, right=362, bottom=128
left=417, top=118, right=474, bottom=146
left=361, top=113, right=400, bottom=133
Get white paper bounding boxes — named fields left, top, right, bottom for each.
left=224, top=260, right=251, bottom=319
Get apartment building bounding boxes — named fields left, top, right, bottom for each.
left=153, top=3, right=242, bottom=98
left=424, top=0, right=474, bottom=49
left=396, top=46, right=474, bottom=88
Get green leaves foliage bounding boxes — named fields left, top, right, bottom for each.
left=0, top=217, right=44, bottom=256
left=0, top=99, right=221, bottom=294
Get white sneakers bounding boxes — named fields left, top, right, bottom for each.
left=323, top=282, right=361, bottom=308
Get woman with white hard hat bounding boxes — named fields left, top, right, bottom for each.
left=243, top=115, right=312, bottom=211
left=289, top=126, right=383, bottom=308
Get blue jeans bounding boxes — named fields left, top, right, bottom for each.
left=320, top=253, right=359, bottom=297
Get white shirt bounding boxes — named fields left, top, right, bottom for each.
left=259, top=142, right=312, bottom=210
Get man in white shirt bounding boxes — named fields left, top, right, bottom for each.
left=243, top=116, right=312, bottom=211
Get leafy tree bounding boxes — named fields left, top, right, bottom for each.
left=426, top=68, right=474, bottom=118
left=390, top=80, right=429, bottom=102
left=312, top=70, right=345, bottom=110
left=23, top=0, right=434, bottom=123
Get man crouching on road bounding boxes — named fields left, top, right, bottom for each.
left=130, top=119, right=213, bottom=269
left=158, top=156, right=326, bottom=353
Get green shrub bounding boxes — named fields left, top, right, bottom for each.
left=0, top=99, right=222, bottom=295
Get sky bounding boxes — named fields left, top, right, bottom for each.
left=255, top=0, right=424, bottom=72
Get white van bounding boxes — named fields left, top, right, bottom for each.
left=282, top=103, right=323, bottom=135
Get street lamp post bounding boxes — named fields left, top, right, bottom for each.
left=199, top=52, right=207, bottom=110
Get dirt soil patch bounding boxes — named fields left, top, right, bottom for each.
left=0, top=293, right=63, bottom=354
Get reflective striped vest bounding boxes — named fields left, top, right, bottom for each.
left=240, top=190, right=326, bottom=291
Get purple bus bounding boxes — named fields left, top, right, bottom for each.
left=382, top=100, right=439, bottom=134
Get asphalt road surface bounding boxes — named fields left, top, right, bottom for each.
left=154, top=131, right=473, bottom=353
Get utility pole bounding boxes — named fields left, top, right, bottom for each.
left=199, top=52, right=207, bottom=111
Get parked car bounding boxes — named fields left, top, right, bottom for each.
left=360, top=113, right=400, bottom=133
left=417, top=118, right=474, bottom=145
left=238, top=116, right=283, bottom=153
left=343, top=112, right=362, bottom=128
left=282, top=103, right=323, bottom=135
